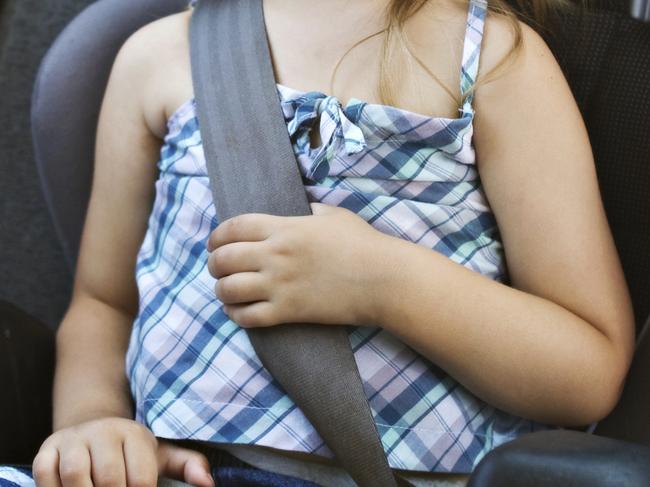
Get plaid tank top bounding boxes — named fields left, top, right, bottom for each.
left=126, top=0, right=549, bottom=473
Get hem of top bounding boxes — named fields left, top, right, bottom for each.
left=139, top=397, right=529, bottom=437
left=148, top=432, right=478, bottom=475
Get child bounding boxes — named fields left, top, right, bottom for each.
left=29, top=0, right=635, bottom=485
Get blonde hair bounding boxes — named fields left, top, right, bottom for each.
left=330, top=0, right=574, bottom=108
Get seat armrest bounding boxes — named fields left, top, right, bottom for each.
left=0, top=300, right=55, bottom=464
left=467, top=430, right=650, bottom=487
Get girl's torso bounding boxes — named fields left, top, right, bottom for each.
left=127, top=0, right=552, bottom=475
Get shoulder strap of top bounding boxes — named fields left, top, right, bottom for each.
left=460, top=0, right=488, bottom=110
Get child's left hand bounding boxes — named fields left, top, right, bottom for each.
left=206, top=202, right=392, bottom=328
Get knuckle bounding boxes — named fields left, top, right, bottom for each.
left=94, top=468, right=122, bottom=487
left=268, top=235, right=293, bottom=257
left=274, top=267, right=293, bottom=284
left=130, top=426, right=157, bottom=451
left=123, top=419, right=152, bottom=441
left=59, top=463, right=86, bottom=483
left=266, top=262, right=294, bottom=285
left=32, top=453, right=53, bottom=479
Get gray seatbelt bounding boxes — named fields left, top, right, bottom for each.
left=188, top=1, right=397, bottom=486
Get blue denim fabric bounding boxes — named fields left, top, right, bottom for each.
left=214, top=467, right=321, bottom=487
left=204, top=445, right=322, bottom=486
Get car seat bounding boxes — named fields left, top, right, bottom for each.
left=19, top=0, right=650, bottom=484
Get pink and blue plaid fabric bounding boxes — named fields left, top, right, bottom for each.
left=125, top=0, right=551, bottom=473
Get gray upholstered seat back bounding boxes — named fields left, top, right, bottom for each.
left=31, top=0, right=189, bottom=272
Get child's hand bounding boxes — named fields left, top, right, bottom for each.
left=32, top=417, right=215, bottom=487
left=207, top=202, right=392, bottom=328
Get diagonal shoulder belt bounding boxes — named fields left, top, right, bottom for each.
left=189, top=0, right=397, bottom=485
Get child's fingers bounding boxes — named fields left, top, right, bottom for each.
left=88, top=437, right=126, bottom=487
left=32, top=447, right=63, bottom=487
left=207, top=213, right=277, bottom=251
left=223, top=301, right=277, bottom=328
left=207, top=241, right=264, bottom=279
left=215, top=273, right=269, bottom=304
left=58, top=445, right=92, bottom=487
left=123, top=435, right=158, bottom=487
left=157, top=442, right=214, bottom=487
left=180, top=454, right=215, bottom=487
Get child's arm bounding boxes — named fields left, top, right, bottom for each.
left=366, top=20, right=636, bottom=426
left=32, top=17, right=213, bottom=487
left=204, top=20, right=635, bottom=427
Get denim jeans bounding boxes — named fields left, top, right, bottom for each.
left=157, top=446, right=321, bottom=487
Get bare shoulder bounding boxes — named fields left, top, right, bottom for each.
left=472, top=14, right=579, bottom=169
left=476, top=14, right=568, bottom=108
left=113, top=9, right=194, bottom=138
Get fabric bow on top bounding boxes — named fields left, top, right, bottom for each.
left=285, top=92, right=367, bottom=182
